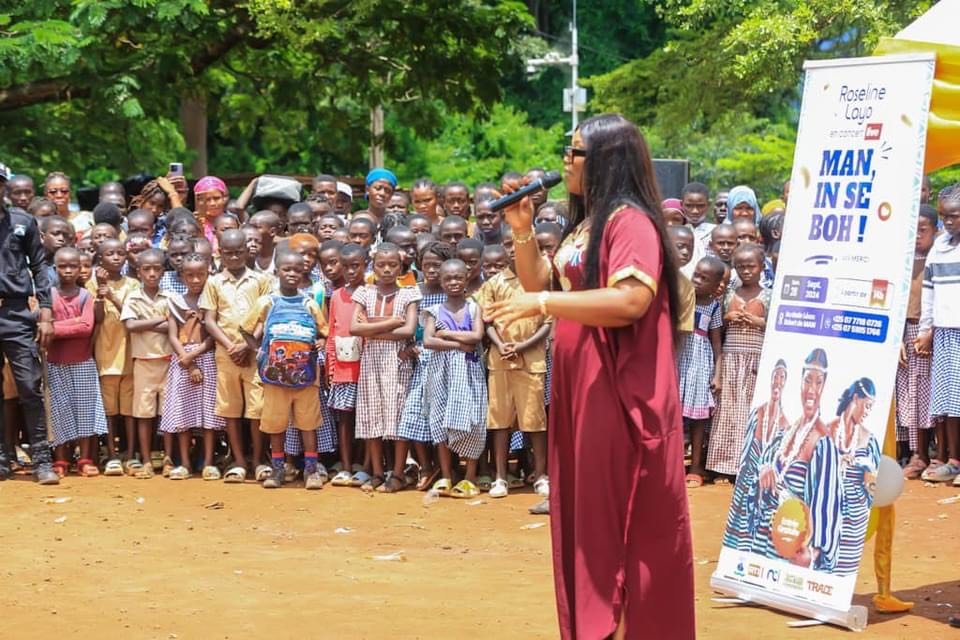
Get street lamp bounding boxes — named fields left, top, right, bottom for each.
left=526, top=6, right=582, bottom=135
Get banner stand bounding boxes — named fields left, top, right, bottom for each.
left=711, top=575, right=868, bottom=632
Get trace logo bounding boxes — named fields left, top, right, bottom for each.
left=864, top=123, right=883, bottom=141
left=806, top=580, right=834, bottom=596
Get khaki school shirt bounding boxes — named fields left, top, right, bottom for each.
left=199, top=268, right=272, bottom=346
left=86, top=276, right=140, bottom=375
left=475, top=268, right=548, bottom=373
left=120, top=289, right=172, bottom=359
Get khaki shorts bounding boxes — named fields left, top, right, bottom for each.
left=259, top=385, right=321, bottom=434
left=215, top=351, right=263, bottom=420
left=132, top=359, right=169, bottom=419
left=2, top=361, right=17, bottom=400
left=487, top=369, right=547, bottom=432
left=100, top=373, right=134, bottom=416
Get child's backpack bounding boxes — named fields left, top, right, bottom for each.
left=258, top=294, right=318, bottom=388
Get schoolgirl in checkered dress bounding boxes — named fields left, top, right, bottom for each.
left=678, top=299, right=722, bottom=420
left=424, top=300, right=487, bottom=460
left=353, top=284, right=423, bottom=439
left=706, top=271, right=771, bottom=477
left=397, top=289, right=447, bottom=442
left=159, top=293, right=224, bottom=433
left=48, top=286, right=108, bottom=447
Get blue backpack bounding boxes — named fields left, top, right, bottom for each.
left=257, top=294, right=318, bottom=389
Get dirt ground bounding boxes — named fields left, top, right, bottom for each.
left=1, top=474, right=958, bottom=639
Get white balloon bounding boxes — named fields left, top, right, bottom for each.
left=873, top=455, right=905, bottom=507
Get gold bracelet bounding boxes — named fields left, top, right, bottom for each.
left=537, top=290, right=551, bottom=315
left=513, top=228, right=535, bottom=244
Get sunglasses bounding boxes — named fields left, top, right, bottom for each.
left=563, top=146, right=587, bottom=159
left=47, top=188, right=70, bottom=194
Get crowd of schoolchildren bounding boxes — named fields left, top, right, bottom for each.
left=2, top=165, right=960, bottom=498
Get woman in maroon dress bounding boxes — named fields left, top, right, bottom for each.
left=486, top=114, right=695, bottom=639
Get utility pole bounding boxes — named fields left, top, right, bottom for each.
left=525, top=0, right=582, bottom=135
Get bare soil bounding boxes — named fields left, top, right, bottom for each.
left=1, top=475, right=957, bottom=639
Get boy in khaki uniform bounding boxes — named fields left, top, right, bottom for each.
left=120, top=249, right=171, bottom=479
left=201, top=229, right=272, bottom=483
left=89, top=238, right=140, bottom=475
left=243, top=251, right=329, bottom=489
left=476, top=266, right=551, bottom=499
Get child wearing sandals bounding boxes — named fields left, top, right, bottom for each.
left=916, top=184, right=960, bottom=484
left=349, top=243, right=422, bottom=493
left=159, top=253, right=224, bottom=480
left=244, top=251, right=329, bottom=490
left=899, top=205, right=937, bottom=479
left=326, top=243, right=368, bottom=487
left=475, top=252, right=550, bottom=499
left=120, top=248, right=172, bottom=479
left=397, top=241, right=455, bottom=491
left=48, top=247, right=108, bottom=478
left=423, top=259, right=487, bottom=499
left=677, top=256, right=726, bottom=488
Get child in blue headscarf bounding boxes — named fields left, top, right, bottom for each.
left=724, top=185, right=762, bottom=226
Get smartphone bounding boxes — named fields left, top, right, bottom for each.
left=168, top=162, right=184, bottom=177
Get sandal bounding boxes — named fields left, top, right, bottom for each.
left=52, top=461, right=69, bottom=479
left=124, top=459, right=143, bottom=476
left=902, top=454, right=928, bottom=480
left=255, top=464, right=272, bottom=482
left=202, top=466, right=221, bottom=481
left=168, top=466, right=190, bottom=480
left=223, top=466, right=247, bottom=483
left=135, top=463, right=155, bottom=479
left=376, top=474, right=405, bottom=493
left=489, top=478, right=509, bottom=498
left=416, top=467, right=441, bottom=492
left=921, top=459, right=946, bottom=481
left=506, top=474, right=525, bottom=490
left=350, top=470, right=371, bottom=487
left=361, top=474, right=385, bottom=493
left=923, top=459, right=960, bottom=483
left=475, top=475, right=493, bottom=492
left=331, top=470, right=353, bottom=486
left=685, top=473, right=704, bottom=488
left=103, top=459, right=124, bottom=476
left=431, top=478, right=453, bottom=497
left=77, top=458, right=100, bottom=477
left=161, top=456, right=175, bottom=478
left=451, top=479, right=480, bottom=499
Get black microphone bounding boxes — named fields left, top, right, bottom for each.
left=487, top=171, right=562, bottom=212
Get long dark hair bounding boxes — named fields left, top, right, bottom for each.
left=567, top=113, right=680, bottom=334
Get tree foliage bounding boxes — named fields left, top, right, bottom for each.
left=0, top=0, right=533, bottom=184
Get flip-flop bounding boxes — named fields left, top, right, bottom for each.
left=431, top=478, right=453, bottom=497
left=361, top=474, right=385, bottom=493
left=202, top=466, right=221, bottom=481
left=685, top=473, right=704, bottom=488
left=77, top=458, right=100, bottom=477
left=350, top=470, right=371, bottom=487
left=376, top=475, right=405, bottom=493
left=223, top=466, right=246, bottom=483
left=331, top=470, right=353, bottom=486
left=168, top=466, right=190, bottom=480
left=451, top=479, right=480, bottom=499
left=124, top=459, right=143, bottom=476
left=255, top=464, right=272, bottom=482
left=52, top=461, right=69, bottom=479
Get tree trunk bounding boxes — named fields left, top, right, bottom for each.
left=180, top=95, right=208, bottom=177
left=369, top=104, right=384, bottom=169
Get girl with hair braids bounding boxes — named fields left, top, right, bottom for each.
left=827, top=377, right=880, bottom=576
left=486, top=113, right=694, bottom=640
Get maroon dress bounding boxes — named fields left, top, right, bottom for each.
left=549, top=207, right=695, bottom=639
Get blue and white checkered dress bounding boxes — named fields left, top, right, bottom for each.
left=48, top=358, right=108, bottom=446
left=159, top=271, right=188, bottom=295
left=398, top=290, right=447, bottom=442
left=931, top=327, right=960, bottom=417
left=328, top=383, right=357, bottom=411
left=424, top=301, right=487, bottom=459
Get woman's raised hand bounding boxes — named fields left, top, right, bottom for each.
left=500, top=175, right=535, bottom=231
